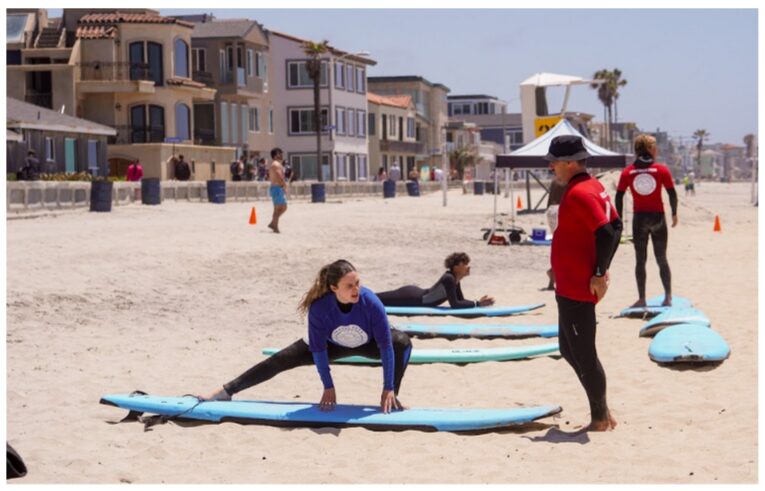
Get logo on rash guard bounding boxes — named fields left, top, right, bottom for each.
left=331, top=324, right=369, bottom=348
left=633, top=173, right=657, bottom=196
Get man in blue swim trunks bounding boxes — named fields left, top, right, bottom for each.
left=268, top=147, right=288, bottom=233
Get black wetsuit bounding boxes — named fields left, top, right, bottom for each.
left=376, top=272, right=478, bottom=309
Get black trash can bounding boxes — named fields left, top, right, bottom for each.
left=141, top=178, right=161, bottom=205
left=311, top=183, right=326, bottom=203
left=207, top=179, right=226, bottom=204
left=473, top=180, right=485, bottom=195
left=406, top=180, right=420, bottom=197
left=89, top=180, right=113, bottom=212
left=383, top=179, right=396, bottom=199
left=486, top=181, right=496, bottom=194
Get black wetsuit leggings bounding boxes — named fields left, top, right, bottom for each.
left=223, top=329, right=412, bottom=396
left=555, top=296, right=608, bottom=422
left=632, top=212, right=671, bottom=299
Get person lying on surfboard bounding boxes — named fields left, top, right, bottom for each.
left=376, top=252, right=495, bottom=309
left=203, top=260, right=411, bottom=413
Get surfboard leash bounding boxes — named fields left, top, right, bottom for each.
left=122, top=390, right=207, bottom=432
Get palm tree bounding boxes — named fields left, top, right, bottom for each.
left=449, top=146, right=477, bottom=180
left=610, top=69, right=628, bottom=147
left=302, top=39, right=330, bottom=181
left=693, top=129, right=709, bottom=174
left=591, top=69, right=613, bottom=149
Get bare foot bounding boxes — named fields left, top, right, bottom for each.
left=268, top=223, right=280, bottom=233
left=200, top=387, right=231, bottom=401
left=662, top=296, right=672, bottom=307
left=577, top=410, right=618, bottom=433
left=629, top=299, right=647, bottom=308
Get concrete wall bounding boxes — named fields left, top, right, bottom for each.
left=7, top=179, right=460, bottom=213
left=107, top=142, right=236, bottom=180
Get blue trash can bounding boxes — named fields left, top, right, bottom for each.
left=311, top=183, right=326, bottom=203
left=473, top=181, right=485, bottom=195
left=206, top=179, right=226, bottom=204
left=89, top=180, right=113, bottom=212
left=383, top=180, right=396, bottom=199
left=141, top=178, right=161, bottom=205
left=486, top=181, right=496, bottom=194
left=406, top=180, right=420, bottom=197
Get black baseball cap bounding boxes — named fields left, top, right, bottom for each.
left=544, top=135, right=592, bottom=162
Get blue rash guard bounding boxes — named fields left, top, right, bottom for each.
left=308, top=287, right=395, bottom=391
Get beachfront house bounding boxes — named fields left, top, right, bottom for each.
left=6, top=96, right=115, bottom=176
left=269, top=31, right=375, bottom=181
left=7, top=8, right=235, bottom=180
left=366, top=92, right=423, bottom=180
left=447, top=94, right=524, bottom=152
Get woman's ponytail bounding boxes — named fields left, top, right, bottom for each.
left=298, top=260, right=356, bottom=316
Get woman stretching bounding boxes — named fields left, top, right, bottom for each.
left=376, top=252, right=495, bottom=309
left=204, top=260, right=412, bottom=413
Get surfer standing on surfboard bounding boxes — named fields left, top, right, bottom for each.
left=203, top=260, right=412, bottom=414
left=615, top=134, right=678, bottom=309
left=375, top=252, right=495, bottom=309
left=547, top=135, right=622, bottom=432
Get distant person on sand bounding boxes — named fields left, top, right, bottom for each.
left=18, top=150, right=40, bottom=181
left=126, top=159, right=143, bottom=181
left=376, top=252, right=495, bottom=309
left=389, top=161, right=401, bottom=181
left=202, top=259, right=412, bottom=414
left=408, top=167, right=420, bottom=182
left=230, top=158, right=244, bottom=181
left=268, top=147, right=288, bottom=233
left=377, top=166, right=387, bottom=181
left=547, top=135, right=622, bottom=432
left=174, top=155, right=191, bottom=181
left=543, top=177, right=567, bottom=290
left=615, top=134, right=678, bottom=308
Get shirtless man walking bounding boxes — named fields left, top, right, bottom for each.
left=268, top=147, right=288, bottom=233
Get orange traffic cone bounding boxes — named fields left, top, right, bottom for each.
left=516, top=196, right=523, bottom=209
left=249, top=206, right=257, bottom=225
left=713, top=215, right=721, bottom=232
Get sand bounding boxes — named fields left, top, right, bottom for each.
left=5, top=178, right=757, bottom=484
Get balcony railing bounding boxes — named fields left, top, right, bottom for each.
left=193, top=69, right=264, bottom=93
left=108, top=124, right=166, bottom=145
left=192, top=70, right=214, bottom=87
left=194, top=128, right=216, bottom=145
left=25, top=92, right=53, bottom=109
left=78, top=62, right=152, bottom=82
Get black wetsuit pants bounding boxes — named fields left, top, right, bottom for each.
left=633, top=212, right=671, bottom=300
left=223, top=329, right=412, bottom=396
left=555, top=295, right=608, bottom=422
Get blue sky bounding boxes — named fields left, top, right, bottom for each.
left=49, top=8, right=758, bottom=144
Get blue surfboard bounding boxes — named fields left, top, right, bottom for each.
left=394, top=322, right=558, bottom=339
left=618, top=295, right=692, bottom=318
left=100, top=394, right=562, bottom=433
left=262, top=343, right=559, bottom=364
left=648, top=324, right=730, bottom=363
left=521, top=238, right=552, bottom=246
left=639, top=307, right=711, bottom=337
left=384, top=303, right=545, bottom=318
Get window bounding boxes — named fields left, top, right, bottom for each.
left=147, top=42, right=163, bottom=86
left=289, top=107, right=329, bottom=134
left=290, top=153, right=329, bottom=180
left=357, top=155, right=368, bottom=180
left=356, top=67, right=365, bottom=93
left=192, top=48, right=206, bottom=72
left=231, top=103, right=239, bottom=144
left=406, top=117, right=415, bottom=139
left=368, top=113, right=376, bottom=136
left=241, top=105, right=248, bottom=143
left=336, top=153, right=347, bottom=180
left=87, top=140, right=98, bottom=174
left=335, top=107, right=346, bottom=135
left=129, top=42, right=145, bottom=81
left=130, top=104, right=165, bottom=143
left=130, top=105, right=146, bottom=143
left=288, top=60, right=327, bottom=88
left=388, top=114, right=397, bottom=138
left=221, top=102, right=229, bottom=144
left=45, top=137, right=55, bottom=162
left=256, top=52, right=268, bottom=83
left=347, top=109, right=355, bottom=136
left=357, top=110, right=366, bottom=137
left=219, top=49, right=227, bottom=82
left=346, top=64, right=355, bottom=92
left=334, top=61, right=344, bottom=89
left=174, top=38, right=189, bottom=78
left=149, top=105, right=165, bottom=142
left=247, top=49, right=254, bottom=77
left=175, top=103, right=191, bottom=140
left=268, top=108, right=273, bottom=133
left=251, top=107, right=260, bottom=132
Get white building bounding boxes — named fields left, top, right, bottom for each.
left=268, top=31, right=375, bottom=181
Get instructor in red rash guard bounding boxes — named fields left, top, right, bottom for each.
left=546, top=135, right=622, bottom=433
left=615, top=134, right=678, bottom=309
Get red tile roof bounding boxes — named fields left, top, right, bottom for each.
left=75, top=25, right=117, bottom=40
left=367, top=92, right=412, bottom=110
left=78, top=12, right=194, bottom=28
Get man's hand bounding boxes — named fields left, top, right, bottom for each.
left=380, top=390, right=403, bottom=414
left=589, top=272, right=610, bottom=301
left=672, top=215, right=678, bottom=227
left=319, top=388, right=336, bottom=412
left=478, top=295, right=495, bottom=307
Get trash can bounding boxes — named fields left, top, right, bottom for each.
left=311, top=183, right=326, bottom=203
left=141, top=178, right=161, bottom=205
left=473, top=180, right=485, bottom=195
left=406, top=180, right=420, bottom=197
left=206, top=179, right=226, bottom=204
left=486, top=181, right=496, bottom=194
left=89, top=180, right=113, bottom=212
left=383, top=179, right=396, bottom=198
left=532, top=228, right=547, bottom=241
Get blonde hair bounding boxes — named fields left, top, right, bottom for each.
left=634, top=134, right=657, bottom=156
left=297, top=260, right=356, bottom=316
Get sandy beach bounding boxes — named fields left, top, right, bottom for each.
left=5, top=178, right=757, bottom=484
